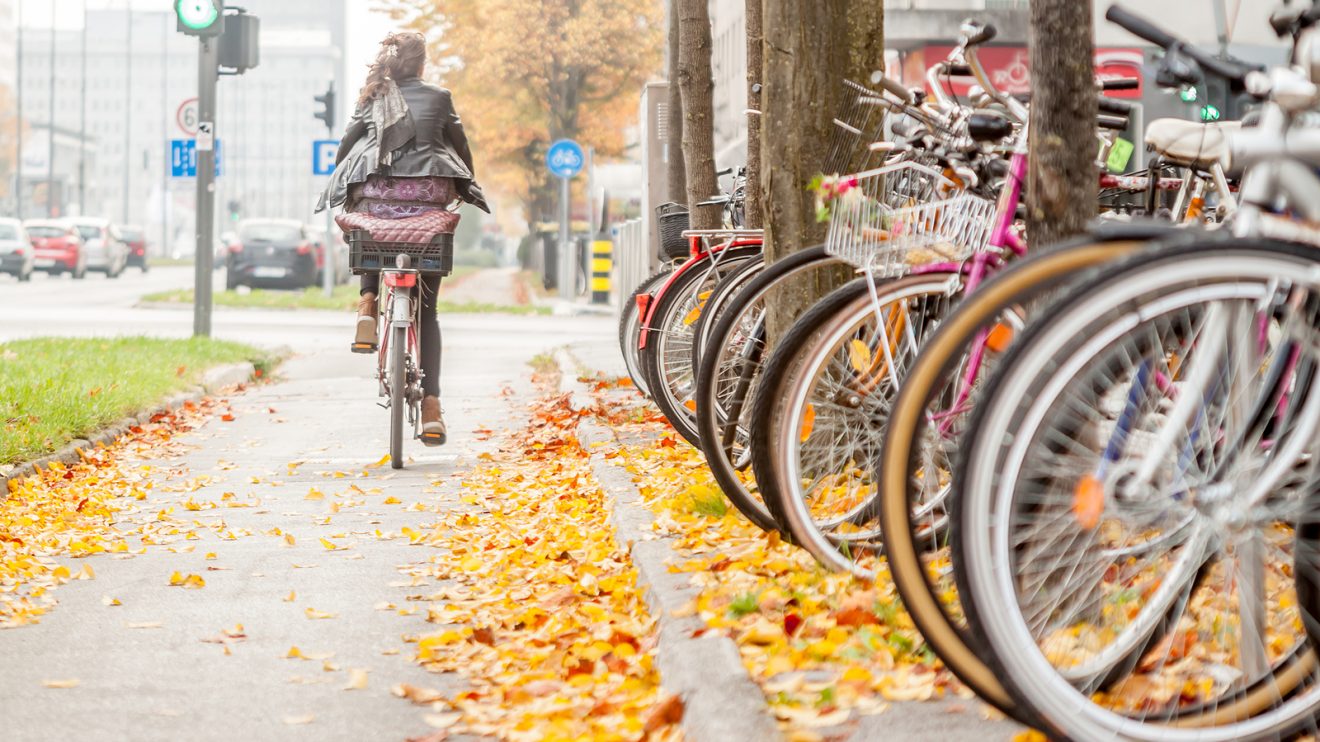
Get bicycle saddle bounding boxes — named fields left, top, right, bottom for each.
left=336, top=209, right=461, bottom=244
left=1144, top=118, right=1241, bottom=170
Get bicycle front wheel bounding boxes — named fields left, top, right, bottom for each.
left=956, top=240, right=1320, bottom=741
left=389, top=324, right=407, bottom=470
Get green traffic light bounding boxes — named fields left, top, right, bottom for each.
left=1178, top=86, right=1198, bottom=103
left=176, top=0, right=220, bottom=31
left=1200, top=104, right=1222, bottom=122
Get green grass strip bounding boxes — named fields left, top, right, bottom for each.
left=0, top=336, right=274, bottom=466
left=141, top=278, right=548, bottom=316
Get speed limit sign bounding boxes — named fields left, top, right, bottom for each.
left=176, top=98, right=199, bottom=137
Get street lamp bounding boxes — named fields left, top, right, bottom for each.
left=175, top=0, right=224, bottom=37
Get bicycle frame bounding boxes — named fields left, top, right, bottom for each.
left=377, top=266, right=422, bottom=423
left=636, top=230, right=764, bottom=350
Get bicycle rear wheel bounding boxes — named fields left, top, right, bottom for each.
left=693, top=246, right=847, bottom=532
left=389, top=324, right=407, bottom=470
left=620, top=269, right=671, bottom=397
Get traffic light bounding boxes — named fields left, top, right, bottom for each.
left=227, top=199, right=242, bottom=222
left=314, top=84, right=336, bottom=133
left=175, top=0, right=224, bottom=37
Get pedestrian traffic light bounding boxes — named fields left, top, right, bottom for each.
left=175, top=0, right=224, bottom=37
left=315, top=85, right=336, bottom=133
left=227, top=199, right=242, bottom=222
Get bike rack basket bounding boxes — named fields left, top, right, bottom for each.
left=347, top=230, right=454, bottom=277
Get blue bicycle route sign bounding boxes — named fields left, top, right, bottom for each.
left=546, top=139, right=584, bottom=179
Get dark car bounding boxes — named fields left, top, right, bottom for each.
left=227, top=219, right=319, bottom=290
left=117, top=224, right=149, bottom=272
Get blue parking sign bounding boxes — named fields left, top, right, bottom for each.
left=313, top=140, right=338, bottom=176
left=170, top=139, right=223, bottom=177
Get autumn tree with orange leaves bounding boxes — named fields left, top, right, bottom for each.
left=377, top=0, right=663, bottom=227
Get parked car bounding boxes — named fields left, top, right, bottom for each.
left=24, top=219, right=86, bottom=279
left=69, top=217, right=128, bottom=278
left=116, top=224, right=149, bottom=273
left=0, top=218, right=33, bottom=281
left=227, top=219, right=319, bottom=290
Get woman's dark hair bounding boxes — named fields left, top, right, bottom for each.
left=356, top=31, right=428, bottom=109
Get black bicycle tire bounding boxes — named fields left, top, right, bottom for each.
left=694, top=245, right=845, bottom=533
left=619, top=269, right=673, bottom=397
left=389, top=324, right=407, bottom=470
left=640, top=246, right=762, bottom=447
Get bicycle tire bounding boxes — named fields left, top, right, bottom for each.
left=752, top=272, right=958, bottom=569
left=955, top=240, right=1320, bottom=741
left=389, top=324, right=407, bottom=470
left=640, top=246, right=762, bottom=447
left=690, top=257, right=767, bottom=375
left=619, top=269, right=672, bottom=398
left=876, top=238, right=1154, bottom=722
left=694, top=246, right=848, bottom=533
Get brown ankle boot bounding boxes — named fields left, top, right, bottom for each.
left=420, top=395, right=446, bottom=446
left=352, top=292, right=378, bottom=353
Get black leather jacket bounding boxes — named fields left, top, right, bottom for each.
left=331, top=77, right=489, bottom=213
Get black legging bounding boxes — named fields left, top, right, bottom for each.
left=361, top=272, right=443, bottom=398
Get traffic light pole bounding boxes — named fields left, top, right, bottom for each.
left=193, top=36, right=218, bottom=338
left=317, top=83, right=336, bottom=298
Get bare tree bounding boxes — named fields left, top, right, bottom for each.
left=1027, top=0, right=1097, bottom=246
left=676, top=0, right=720, bottom=230
left=744, top=0, right=764, bottom=228
left=666, top=0, right=687, bottom=204
left=761, top=0, right=883, bottom=325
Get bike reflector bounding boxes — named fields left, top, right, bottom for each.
left=383, top=272, right=417, bottom=289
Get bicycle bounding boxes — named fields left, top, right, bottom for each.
left=346, top=228, right=454, bottom=469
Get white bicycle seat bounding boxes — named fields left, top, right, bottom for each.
left=1144, top=118, right=1240, bottom=170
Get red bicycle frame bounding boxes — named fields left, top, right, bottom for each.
left=636, top=231, right=764, bottom=350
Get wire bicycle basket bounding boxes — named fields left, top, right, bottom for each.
left=824, top=160, right=993, bottom=275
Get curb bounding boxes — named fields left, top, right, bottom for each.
left=0, top=361, right=257, bottom=500
left=558, top=351, right=783, bottom=742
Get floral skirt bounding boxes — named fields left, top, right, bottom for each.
left=348, top=175, right=457, bottom=220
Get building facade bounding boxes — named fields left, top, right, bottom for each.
left=17, top=1, right=347, bottom=253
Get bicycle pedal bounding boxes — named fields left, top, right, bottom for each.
left=419, top=431, right=447, bottom=447
left=350, top=342, right=377, bottom=354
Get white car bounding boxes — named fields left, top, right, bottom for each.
left=0, top=218, right=33, bottom=281
left=68, top=217, right=128, bottom=278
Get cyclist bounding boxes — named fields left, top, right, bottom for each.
left=319, top=31, right=489, bottom=445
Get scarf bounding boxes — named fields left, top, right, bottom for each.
left=371, top=79, right=416, bottom=168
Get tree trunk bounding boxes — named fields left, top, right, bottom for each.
left=762, top=0, right=883, bottom=331
left=666, top=0, right=687, bottom=204
left=744, top=0, right=764, bottom=228
left=1027, top=0, right=1097, bottom=247
left=676, top=0, right=721, bottom=231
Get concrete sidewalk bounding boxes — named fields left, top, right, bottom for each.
left=0, top=312, right=614, bottom=742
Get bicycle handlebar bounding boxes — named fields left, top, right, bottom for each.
left=1106, top=5, right=1262, bottom=86
left=1100, top=77, right=1140, bottom=91
left=1097, top=96, right=1136, bottom=115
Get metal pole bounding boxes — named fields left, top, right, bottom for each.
left=122, top=3, right=132, bottom=224
left=46, top=1, right=55, bottom=217
left=322, top=83, right=335, bottom=299
left=557, top=175, right=571, bottom=302
left=14, top=0, right=21, bottom=218
left=79, top=0, right=86, bottom=215
left=194, top=37, right=218, bottom=338
left=160, top=12, right=169, bottom=258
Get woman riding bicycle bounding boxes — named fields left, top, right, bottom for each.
left=320, top=31, right=489, bottom=445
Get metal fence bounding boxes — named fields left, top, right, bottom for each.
left=612, top=218, right=651, bottom=308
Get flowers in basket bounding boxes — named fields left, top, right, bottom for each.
left=809, top=173, right=863, bottom=223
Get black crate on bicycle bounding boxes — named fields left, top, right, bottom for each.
left=347, top=230, right=454, bottom=277
left=656, top=203, right=692, bottom=262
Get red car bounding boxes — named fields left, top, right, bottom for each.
left=24, top=219, right=86, bottom=279
left=116, top=224, right=149, bottom=273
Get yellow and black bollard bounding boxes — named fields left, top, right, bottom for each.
left=591, top=237, right=613, bottom=305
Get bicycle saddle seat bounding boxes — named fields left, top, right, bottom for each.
left=1144, top=118, right=1240, bottom=170
left=336, top=209, right=461, bottom=244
